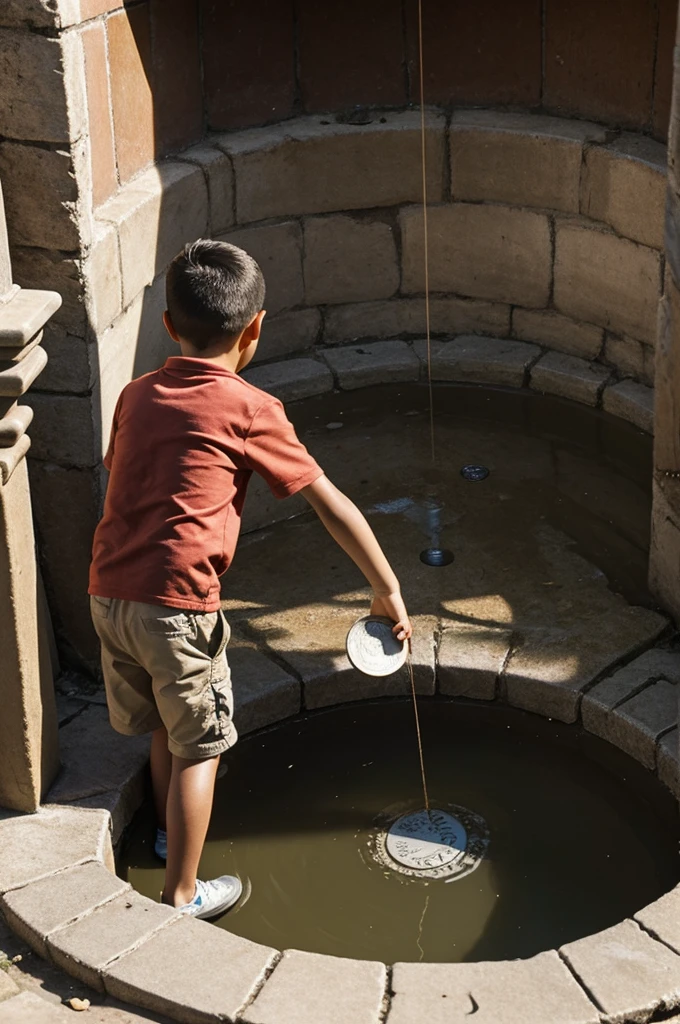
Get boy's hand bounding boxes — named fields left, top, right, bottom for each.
left=371, top=592, right=412, bottom=643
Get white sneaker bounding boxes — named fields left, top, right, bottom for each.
left=154, top=828, right=167, bottom=861
left=178, top=876, right=243, bottom=920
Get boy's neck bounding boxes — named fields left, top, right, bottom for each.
left=177, top=340, right=241, bottom=373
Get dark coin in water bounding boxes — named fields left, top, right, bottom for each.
left=420, top=547, right=454, bottom=566
left=461, top=464, right=490, bottom=481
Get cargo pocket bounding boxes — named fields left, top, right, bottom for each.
left=209, top=610, right=230, bottom=682
left=211, top=675, right=234, bottom=738
left=142, top=612, right=196, bottom=639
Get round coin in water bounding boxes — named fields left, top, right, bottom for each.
left=346, top=616, right=407, bottom=677
left=460, top=464, right=490, bottom=481
left=370, top=803, right=490, bottom=881
left=420, top=547, right=454, bottom=567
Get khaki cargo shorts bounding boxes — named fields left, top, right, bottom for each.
left=90, top=596, right=237, bottom=759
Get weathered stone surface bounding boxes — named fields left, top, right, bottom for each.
left=582, top=650, right=680, bottom=741
left=23, top=392, right=95, bottom=466
left=219, top=110, right=445, bottom=222
left=413, top=336, right=540, bottom=388
left=0, top=0, right=78, bottom=30
left=554, top=222, right=661, bottom=344
left=0, top=991, right=74, bottom=1023
left=230, top=642, right=301, bottom=734
left=0, top=31, right=84, bottom=144
left=10, top=250, right=82, bottom=335
left=0, top=971, right=20, bottom=1002
left=103, top=916, right=276, bottom=1023
left=602, top=379, right=655, bottom=433
left=512, top=308, right=603, bottom=359
left=603, top=333, right=653, bottom=385
left=219, top=221, right=303, bottom=316
left=658, top=727, right=680, bottom=798
left=72, top=780, right=144, bottom=849
left=438, top=625, right=511, bottom=700
left=1, top=860, right=127, bottom=959
left=244, top=949, right=386, bottom=1024
left=529, top=351, right=610, bottom=406
left=37, top=328, right=93, bottom=395
left=650, top=483, right=680, bottom=627
left=0, top=289, right=62, bottom=348
left=389, top=951, right=599, bottom=1024
left=402, top=203, right=552, bottom=308
left=84, top=220, right=122, bottom=334
left=0, top=433, right=30, bottom=483
left=324, top=297, right=511, bottom=344
left=561, top=919, right=680, bottom=1023
left=243, top=358, right=333, bottom=403
left=451, top=110, right=604, bottom=213
left=0, top=346, right=46, bottom=397
left=321, top=341, right=419, bottom=390
left=636, top=886, right=680, bottom=956
left=586, top=679, right=677, bottom=768
left=0, top=143, right=79, bottom=250
left=48, top=891, right=179, bottom=991
left=581, top=135, right=667, bottom=249
left=46, top=704, right=150, bottom=802
left=304, top=216, right=399, bottom=305
left=0, top=807, right=113, bottom=895
left=178, top=144, right=234, bottom=234
left=254, top=309, right=321, bottom=363
left=0, top=404, right=32, bottom=448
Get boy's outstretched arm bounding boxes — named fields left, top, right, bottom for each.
left=301, top=475, right=412, bottom=642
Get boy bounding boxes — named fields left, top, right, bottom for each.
left=89, top=240, right=412, bottom=921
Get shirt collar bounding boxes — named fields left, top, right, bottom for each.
left=163, top=356, right=239, bottom=378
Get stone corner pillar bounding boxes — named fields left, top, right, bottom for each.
left=0, top=177, right=62, bottom=813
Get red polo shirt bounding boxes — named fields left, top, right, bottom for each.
left=89, top=357, right=324, bottom=611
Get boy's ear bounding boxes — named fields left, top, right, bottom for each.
left=163, top=310, right=181, bottom=344
left=239, top=310, right=266, bottom=350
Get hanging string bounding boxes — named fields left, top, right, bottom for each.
left=417, top=0, right=436, bottom=466
left=407, top=644, right=430, bottom=812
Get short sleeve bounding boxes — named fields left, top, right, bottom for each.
left=103, top=392, right=124, bottom=471
left=244, top=398, right=324, bottom=498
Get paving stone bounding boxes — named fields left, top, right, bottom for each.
left=1, top=861, right=128, bottom=960
left=636, top=886, right=680, bottom=956
left=323, top=297, right=510, bottom=344
left=219, top=221, right=303, bottom=316
left=388, top=950, right=599, bottom=1024
left=46, top=704, right=150, bottom=803
left=48, top=892, right=179, bottom=992
left=0, top=143, right=80, bottom=251
left=581, top=135, right=667, bottom=249
left=602, top=379, right=655, bottom=434
left=603, top=333, right=651, bottom=385
left=0, top=970, right=20, bottom=1001
left=554, top=221, right=661, bottom=345
left=451, top=110, right=604, bottom=213
left=561, top=919, right=680, bottom=1023
left=401, top=203, right=552, bottom=308
left=512, top=308, right=603, bottom=360
left=242, top=359, right=334, bottom=403
left=244, top=949, right=386, bottom=1024
left=71, top=781, right=145, bottom=849
left=582, top=649, right=680, bottom=737
left=321, top=341, right=420, bottom=390
left=303, top=216, right=399, bottom=305
left=586, top=679, right=678, bottom=768
left=438, top=625, right=512, bottom=700
left=254, top=309, right=321, bottom=363
left=413, top=336, right=540, bottom=388
left=0, top=991, right=74, bottom=1023
left=177, top=144, right=234, bottom=234
left=230, top=645, right=301, bottom=734
left=0, top=807, right=113, bottom=896
left=529, top=351, right=610, bottom=406
left=218, top=110, right=445, bottom=222
left=103, top=916, right=277, bottom=1024
left=658, top=728, right=680, bottom=798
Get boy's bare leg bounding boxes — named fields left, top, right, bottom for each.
left=150, top=725, right=172, bottom=829
left=162, top=753, right=220, bottom=907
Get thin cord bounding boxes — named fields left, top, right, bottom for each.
left=417, top=0, right=436, bottom=465
left=407, top=645, right=430, bottom=812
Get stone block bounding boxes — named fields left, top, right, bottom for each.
left=388, top=950, right=599, bottom=1024
left=254, top=309, right=321, bottom=363
left=81, top=20, right=118, bottom=208
left=0, top=991, right=74, bottom=1023
left=658, top=728, right=680, bottom=798
left=48, top=891, right=179, bottom=991
left=0, top=31, right=85, bottom=144
left=438, top=625, right=512, bottom=700
left=529, top=351, right=610, bottom=406
left=602, top=379, right=655, bottom=433
left=103, top=916, right=277, bottom=1023
left=219, top=110, right=446, bottom=222
left=10, top=250, right=82, bottom=335
left=413, top=336, right=540, bottom=388
left=451, top=110, right=604, bottom=213
left=582, top=650, right=680, bottom=741
left=219, top=221, right=303, bottom=316
left=242, top=359, right=334, bottom=403
left=46, top=704, right=150, bottom=802
left=585, top=679, right=677, bottom=768
left=178, top=144, right=234, bottom=234
left=230, top=644, right=301, bottom=735
left=554, top=221, right=661, bottom=344
left=303, top=215, right=399, bottom=305
left=0, top=143, right=80, bottom=251
left=0, top=806, right=113, bottom=895
left=561, top=919, right=680, bottom=1023
left=244, top=949, right=386, bottom=1024
left=581, top=135, right=667, bottom=249
left=23, top=393, right=95, bottom=467
left=0, top=971, right=19, bottom=1002
left=603, top=333, right=653, bottom=385
left=512, top=308, right=603, bottom=359
left=1, top=860, right=127, bottom=959
left=401, top=203, right=552, bottom=308
left=636, top=886, right=680, bottom=956
left=99, top=163, right=209, bottom=308
left=84, top=220, right=122, bottom=334
left=0, top=346, right=46, bottom=397
left=0, top=289, right=62, bottom=348
left=321, top=341, right=420, bottom=390
left=36, top=328, right=94, bottom=400
left=323, top=297, right=511, bottom=344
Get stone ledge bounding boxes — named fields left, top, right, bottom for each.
left=530, top=351, right=611, bottom=406
left=602, top=379, right=655, bottom=433
left=438, top=625, right=512, bottom=700
left=0, top=345, right=47, bottom=397
left=0, top=289, right=62, bottom=347
left=582, top=650, right=680, bottom=741
left=242, top=358, right=334, bottom=403
left=658, top=728, right=680, bottom=798
left=321, top=341, right=420, bottom=390
left=636, top=886, right=680, bottom=957
left=582, top=679, right=677, bottom=768
left=413, top=335, right=541, bottom=388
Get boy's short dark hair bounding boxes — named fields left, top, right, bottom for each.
left=166, top=239, right=266, bottom=350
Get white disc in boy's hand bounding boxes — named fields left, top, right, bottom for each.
left=346, top=616, right=407, bottom=677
